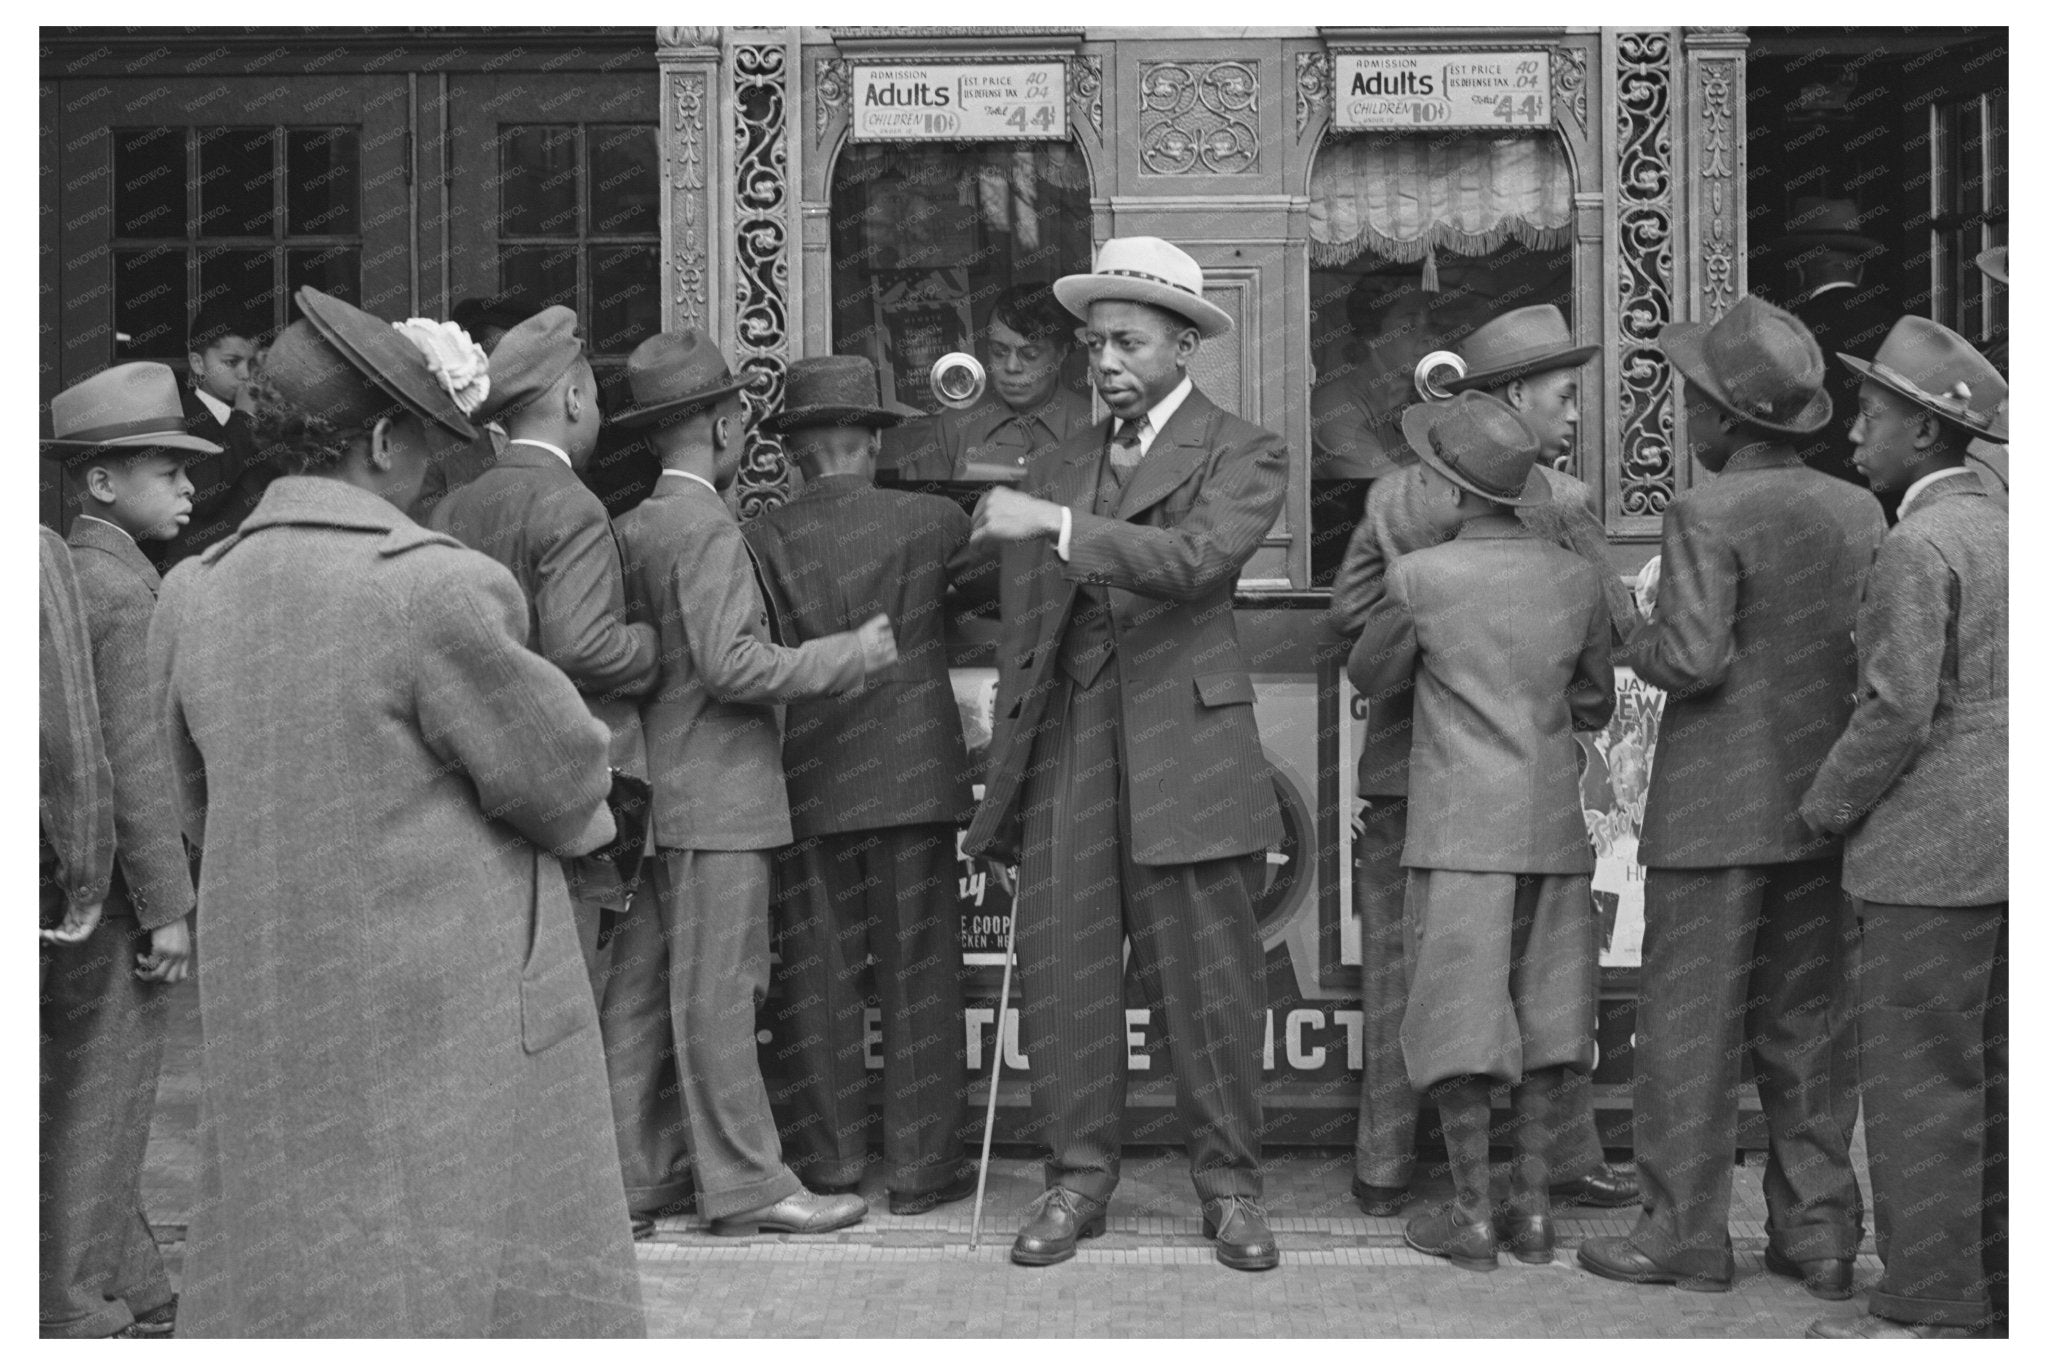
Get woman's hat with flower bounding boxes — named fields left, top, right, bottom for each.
left=261, top=287, right=481, bottom=441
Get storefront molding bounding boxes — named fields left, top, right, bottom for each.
left=1684, top=31, right=1749, bottom=326
left=1294, top=51, right=1330, bottom=139
left=825, top=27, right=1087, bottom=56
left=730, top=33, right=798, bottom=517
left=659, top=58, right=715, bottom=339
left=1607, top=29, right=1680, bottom=524
left=1553, top=43, right=1590, bottom=133
left=1137, top=59, right=1262, bottom=177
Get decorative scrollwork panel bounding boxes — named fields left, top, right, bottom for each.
left=733, top=41, right=794, bottom=517
left=1552, top=44, right=1589, bottom=135
left=1613, top=32, right=1677, bottom=518
left=1139, top=59, right=1260, bottom=176
left=1693, top=56, right=1740, bottom=322
left=668, top=72, right=709, bottom=334
left=1066, top=54, right=1103, bottom=143
left=1295, top=51, right=1329, bottom=139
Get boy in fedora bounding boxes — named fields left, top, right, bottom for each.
left=1578, top=294, right=1879, bottom=1298
left=1799, top=315, right=2007, bottom=1339
left=428, top=309, right=657, bottom=973
left=610, top=330, right=898, bottom=1238
left=42, top=362, right=214, bottom=1337
left=1331, top=301, right=1637, bottom=1218
left=1348, top=389, right=1614, bottom=1272
left=748, top=355, right=987, bottom=1213
left=965, top=235, right=1288, bottom=1272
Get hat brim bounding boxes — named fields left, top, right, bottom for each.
left=760, top=403, right=908, bottom=435
left=1441, top=343, right=1602, bottom=394
left=1838, top=353, right=2008, bottom=442
left=1400, top=402, right=1551, bottom=509
left=1053, top=274, right=1233, bottom=339
left=42, top=430, right=222, bottom=459
left=609, top=376, right=753, bottom=430
left=1662, top=321, right=1834, bottom=437
left=1975, top=247, right=2008, bottom=286
left=296, top=289, right=478, bottom=443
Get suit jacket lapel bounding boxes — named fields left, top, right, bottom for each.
left=1052, top=418, right=1116, bottom=511
left=1117, top=387, right=1216, bottom=521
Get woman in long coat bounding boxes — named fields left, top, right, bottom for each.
left=148, top=287, right=644, bottom=1337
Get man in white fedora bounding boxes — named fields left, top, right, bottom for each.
left=964, top=235, right=1288, bottom=1272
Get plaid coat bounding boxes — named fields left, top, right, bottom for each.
left=149, top=477, right=641, bottom=1337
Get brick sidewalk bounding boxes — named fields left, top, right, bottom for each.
left=140, top=975, right=1879, bottom=1337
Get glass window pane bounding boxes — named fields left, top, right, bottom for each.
left=198, top=127, right=278, bottom=238
left=499, top=244, right=578, bottom=313
left=498, top=125, right=579, bottom=237
left=114, top=127, right=186, bottom=239
left=287, top=128, right=359, bottom=236
left=588, top=245, right=659, bottom=355
left=197, top=247, right=279, bottom=336
left=114, top=246, right=187, bottom=360
left=588, top=125, right=659, bottom=236
left=288, top=246, right=361, bottom=306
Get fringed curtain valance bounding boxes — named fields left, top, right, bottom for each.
left=1309, top=135, right=1574, bottom=270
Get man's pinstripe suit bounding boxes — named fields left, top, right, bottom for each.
left=964, top=383, right=1288, bottom=1206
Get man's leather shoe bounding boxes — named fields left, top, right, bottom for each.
left=1549, top=1163, right=1639, bottom=1208
left=1806, top=1314, right=1975, bottom=1339
left=709, top=1189, right=867, bottom=1237
left=1351, top=1178, right=1410, bottom=1217
left=1405, top=1205, right=1499, bottom=1272
left=1493, top=1207, right=1555, bottom=1265
left=1576, top=1236, right=1730, bottom=1293
left=1763, top=1244, right=1855, bottom=1300
left=890, top=1169, right=977, bottom=1216
left=630, top=1212, right=656, bottom=1241
left=1202, top=1196, right=1280, bottom=1272
left=111, top=1297, right=176, bottom=1338
left=1010, top=1187, right=1106, bottom=1267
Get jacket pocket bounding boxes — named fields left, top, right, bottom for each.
left=1193, top=671, right=1255, bottom=707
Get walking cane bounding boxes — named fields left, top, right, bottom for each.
left=969, top=861, right=1020, bottom=1251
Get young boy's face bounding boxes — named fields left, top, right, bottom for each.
left=190, top=334, right=257, bottom=406
left=92, top=451, right=194, bottom=541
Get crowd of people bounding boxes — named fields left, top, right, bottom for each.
left=39, top=232, right=2006, bottom=1338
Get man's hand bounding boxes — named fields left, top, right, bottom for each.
left=40, top=898, right=104, bottom=946
left=969, top=486, right=1064, bottom=548
left=1634, top=554, right=1663, bottom=618
left=854, top=613, right=899, bottom=673
left=136, top=915, right=192, bottom=984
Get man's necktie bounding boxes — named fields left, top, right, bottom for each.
left=1107, top=418, right=1145, bottom=484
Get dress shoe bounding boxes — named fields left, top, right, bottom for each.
left=890, top=1169, right=978, bottom=1216
left=1806, top=1314, right=1976, bottom=1339
left=111, top=1296, right=176, bottom=1338
left=1493, top=1207, right=1556, bottom=1265
left=709, top=1188, right=867, bottom=1237
left=1549, top=1163, right=1639, bottom=1208
left=630, top=1212, right=656, bottom=1241
left=1350, top=1177, right=1410, bottom=1217
left=1576, top=1236, right=1730, bottom=1293
left=1202, top=1196, right=1280, bottom=1272
left=1405, top=1204, right=1499, bottom=1272
left=1762, top=1244, right=1854, bottom=1300
left=1010, top=1187, right=1106, bottom=1267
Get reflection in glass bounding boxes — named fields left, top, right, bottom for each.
left=114, top=127, right=186, bottom=240
left=287, top=128, right=360, bottom=235
left=114, top=247, right=187, bottom=359
left=498, top=126, right=579, bottom=236
left=288, top=246, right=361, bottom=305
left=198, top=127, right=277, bottom=237
left=197, top=247, right=278, bottom=331
left=588, top=245, right=659, bottom=355
left=588, top=125, right=659, bottom=236
left=499, top=244, right=578, bottom=311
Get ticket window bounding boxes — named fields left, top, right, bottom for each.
left=1304, top=131, right=1575, bottom=578
left=827, top=141, right=1093, bottom=483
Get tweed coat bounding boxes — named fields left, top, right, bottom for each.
left=148, top=477, right=641, bottom=1338
left=616, top=473, right=868, bottom=851
left=1801, top=471, right=2007, bottom=905
left=1349, top=515, right=1614, bottom=873
left=1626, top=444, right=1885, bottom=867
left=429, top=441, right=657, bottom=776
left=414, top=422, right=509, bottom=521
left=40, top=525, right=115, bottom=914
left=67, top=517, right=194, bottom=931
left=963, top=385, right=1288, bottom=866
left=743, top=472, right=978, bottom=837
